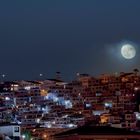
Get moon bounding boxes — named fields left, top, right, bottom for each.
left=121, top=44, right=136, bottom=59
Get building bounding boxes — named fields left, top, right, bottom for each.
left=0, top=123, right=21, bottom=140
left=54, top=125, right=140, bottom=140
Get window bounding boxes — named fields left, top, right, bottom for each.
left=14, top=127, right=19, bottom=133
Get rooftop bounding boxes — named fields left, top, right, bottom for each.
left=54, top=125, right=140, bottom=137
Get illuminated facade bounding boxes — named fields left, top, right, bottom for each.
left=0, top=71, right=140, bottom=139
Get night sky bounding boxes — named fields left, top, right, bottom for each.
left=0, top=0, right=140, bottom=80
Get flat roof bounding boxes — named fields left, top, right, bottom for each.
left=0, top=123, right=19, bottom=126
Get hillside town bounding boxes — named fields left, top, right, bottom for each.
left=0, top=70, right=140, bottom=140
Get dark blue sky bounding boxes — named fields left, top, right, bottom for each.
left=0, top=0, right=140, bottom=80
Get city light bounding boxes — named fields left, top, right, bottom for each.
left=135, top=112, right=140, bottom=120
left=67, top=124, right=77, bottom=128
left=134, top=87, right=139, bottom=91
left=104, top=102, right=112, bottom=108
left=36, top=118, right=41, bottom=123
left=24, top=86, right=31, bottom=91
left=22, top=134, right=26, bottom=139
left=5, top=97, right=10, bottom=101
left=0, top=70, right=139, bottom=139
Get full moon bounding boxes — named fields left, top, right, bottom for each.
left=121, top=44, right=136, bottom=59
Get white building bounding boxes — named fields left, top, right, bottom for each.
left=0, top=124, right=21, bottom=140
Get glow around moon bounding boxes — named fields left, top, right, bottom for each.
left=121, top=44, right=136, bottom=59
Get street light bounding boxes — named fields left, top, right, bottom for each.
left=21, top=134, right=26, bottom=140
left=43, top=134, right=49, bottom=140
left=5, top=97, right=10, bottom=101
left=134, top=87, right=139, bottom=91
left=43, top=134, right=47, bottom=138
